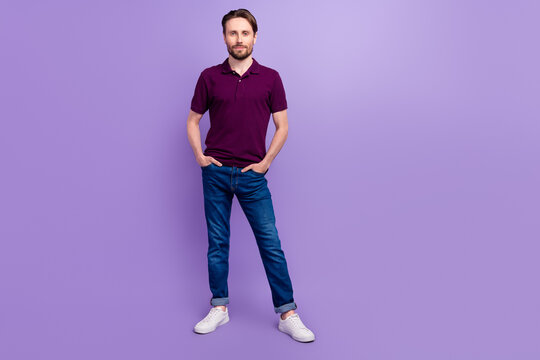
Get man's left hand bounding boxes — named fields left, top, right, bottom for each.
left=241, top=162, right=268, bottom=174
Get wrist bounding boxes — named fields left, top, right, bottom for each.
left=196, top=154, right=206, bottom=164
left=261, top=159, right=271, bottom=168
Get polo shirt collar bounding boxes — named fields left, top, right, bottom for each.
left=221, top=57, right=260, bottom=74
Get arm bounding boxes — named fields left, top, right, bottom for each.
left=241, top=109, right=288, bottom=173
left=186, top=109, right=222, bottom=167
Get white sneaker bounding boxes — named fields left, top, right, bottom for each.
left=278, top=313, right=315, bottom=342
left=193, top=307, right=229, bottom=334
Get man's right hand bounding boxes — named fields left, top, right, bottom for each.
left=198, top=155, right=223, bottom=167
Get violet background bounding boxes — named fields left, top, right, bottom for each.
left=1, top=0, right=539, bottom=359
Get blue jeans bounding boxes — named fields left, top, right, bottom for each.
left=201, top=163, right=297, bottom=314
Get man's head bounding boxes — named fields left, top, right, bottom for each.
left=222, top=9, right=258, bottom=61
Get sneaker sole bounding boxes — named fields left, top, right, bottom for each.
left=278, top=326, right=315, bottom=342
left=193, top=315, right=229, bottom=334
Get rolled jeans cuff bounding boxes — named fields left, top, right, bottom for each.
left=210, top=297, right=229, bottom=306
left=274, top=301, right=297, bottom=314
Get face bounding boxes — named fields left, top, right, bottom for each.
left=223, top=17, right=257, bottom=60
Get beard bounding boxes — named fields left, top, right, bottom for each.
left=228, top=45, right=253, bottom=60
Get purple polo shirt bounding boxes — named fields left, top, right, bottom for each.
left=190, top=57, right=288, bottom=168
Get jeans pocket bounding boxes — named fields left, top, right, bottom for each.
left=250, top=169, right=266, bottom=176
left=201, top=163, right=213, bottom=169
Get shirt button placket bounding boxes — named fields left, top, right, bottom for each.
left=237, top=76, right=245, bottom=99
left=235, top=75, right=241, bottom=100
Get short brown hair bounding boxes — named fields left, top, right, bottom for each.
left=222, top=9, right=258, bottom=34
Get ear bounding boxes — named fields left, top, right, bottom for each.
left=253, top=32, right=257, bottom=44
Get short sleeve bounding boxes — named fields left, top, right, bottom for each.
left=190, top=72, right=209, bottom=114
left=269, top=72, right=288, bottom=113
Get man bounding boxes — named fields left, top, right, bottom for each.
left=186, top=9, right=315, bottom=342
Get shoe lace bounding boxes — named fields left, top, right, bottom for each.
left=288, top=314, right=307, bottom=330
left=201, top=308, right=221, bottom=323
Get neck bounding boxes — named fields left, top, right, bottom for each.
left=228, top=56, right=253, bottom=74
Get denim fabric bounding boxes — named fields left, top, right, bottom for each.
left=201, top=163, right=297, bottom=314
